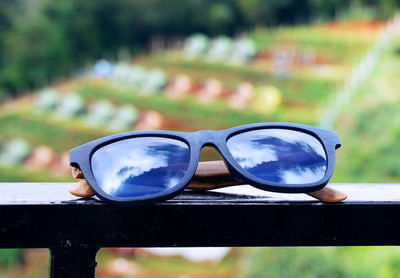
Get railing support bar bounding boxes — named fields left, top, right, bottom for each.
left=49, top=246, right=99, bottom=278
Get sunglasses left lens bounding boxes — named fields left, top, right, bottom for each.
left=91, top=137, right=190, bottom=199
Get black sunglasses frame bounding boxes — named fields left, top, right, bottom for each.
left=69, top=122, right=341, bottom=205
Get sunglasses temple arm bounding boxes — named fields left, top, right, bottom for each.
left=69, top=161, right=347, bottom=203
left=190, top=161, right=347, bottom=203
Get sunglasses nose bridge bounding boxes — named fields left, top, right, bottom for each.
left=193, top=130, right=222, bottom=147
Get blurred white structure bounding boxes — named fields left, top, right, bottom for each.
left=85, top=100, right=115, bottom=127
left=34, top=88, right=59, bottom=111
left=184, top=33, right=257, bottom=64
left=56, top=93, right=84, bottom=119
left=33, top=87, right=140, bottom=131
left=145, top=247, right=230, bottom=262
left=0, top=138, right=31, bottom=166
left=109, top=105, right=139, bottom=131
left=207, top=36, right=233, bottom=62
left=183, top=34, right=210, bottom=59
left=111, top=63, right=147, bottom=89
left=110, top=64, right=167, bottom=94
left=231, top=37, right=257, bottom=64
left=141, top=69, right=168, bottom=94
left=320, top=15, right=400, bottom=128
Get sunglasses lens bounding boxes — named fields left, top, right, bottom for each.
left=227, top=129, right=327, bottom=185
left=91, top=137, right=190, bottom=198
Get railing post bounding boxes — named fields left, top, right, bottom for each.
left=49, top=245, right=99, bottom=278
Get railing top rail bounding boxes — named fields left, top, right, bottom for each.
left=1, top=183, right=400, bottom=205
left=1, top=183, right=400, bottom=249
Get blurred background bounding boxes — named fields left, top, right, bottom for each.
left=1, top=0, right=400, bottom=277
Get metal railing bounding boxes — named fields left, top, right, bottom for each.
left=1, top=182, right=400, bottom=277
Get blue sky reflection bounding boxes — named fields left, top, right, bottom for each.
left=227, top=129, right=327, bottom=185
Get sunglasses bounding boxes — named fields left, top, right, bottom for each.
left=69, top=123, right=341, bottom=205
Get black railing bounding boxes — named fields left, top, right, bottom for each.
left=1, top=182, right=399, bottom=277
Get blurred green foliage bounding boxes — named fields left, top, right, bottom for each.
left=0, top=0, right=399, bottom=95
left=0, top=165, right=73, bottom=182
left=333, top=37, right=400, bottom=183
left=138, top=54, right=339, bottom=97
left=240, top=247, right=400, bottom=278
left=77, top=83, right=319, bottom=127
left=249, top=26, right=376, bottom=65
left=0, top=112, right=106, bottom=152
left=0, top=249, right=21, bottom=267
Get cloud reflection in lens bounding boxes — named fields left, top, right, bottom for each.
left=227, top=129, right=327, bottom=185
left=91, top=137, right=190, bottom=198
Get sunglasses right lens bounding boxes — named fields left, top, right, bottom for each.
left=91, top=137, right=190, bottom=199
left=226, top=128, right=327, bottom=186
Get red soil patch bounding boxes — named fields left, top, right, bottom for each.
left=323, top=20, right=385, bottom=32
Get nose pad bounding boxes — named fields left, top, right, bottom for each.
left=199, top=146, right=222, bottom=162
left=198, top=146, right=233, bottom=175
left=196, top=146, right=244, bottom=186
